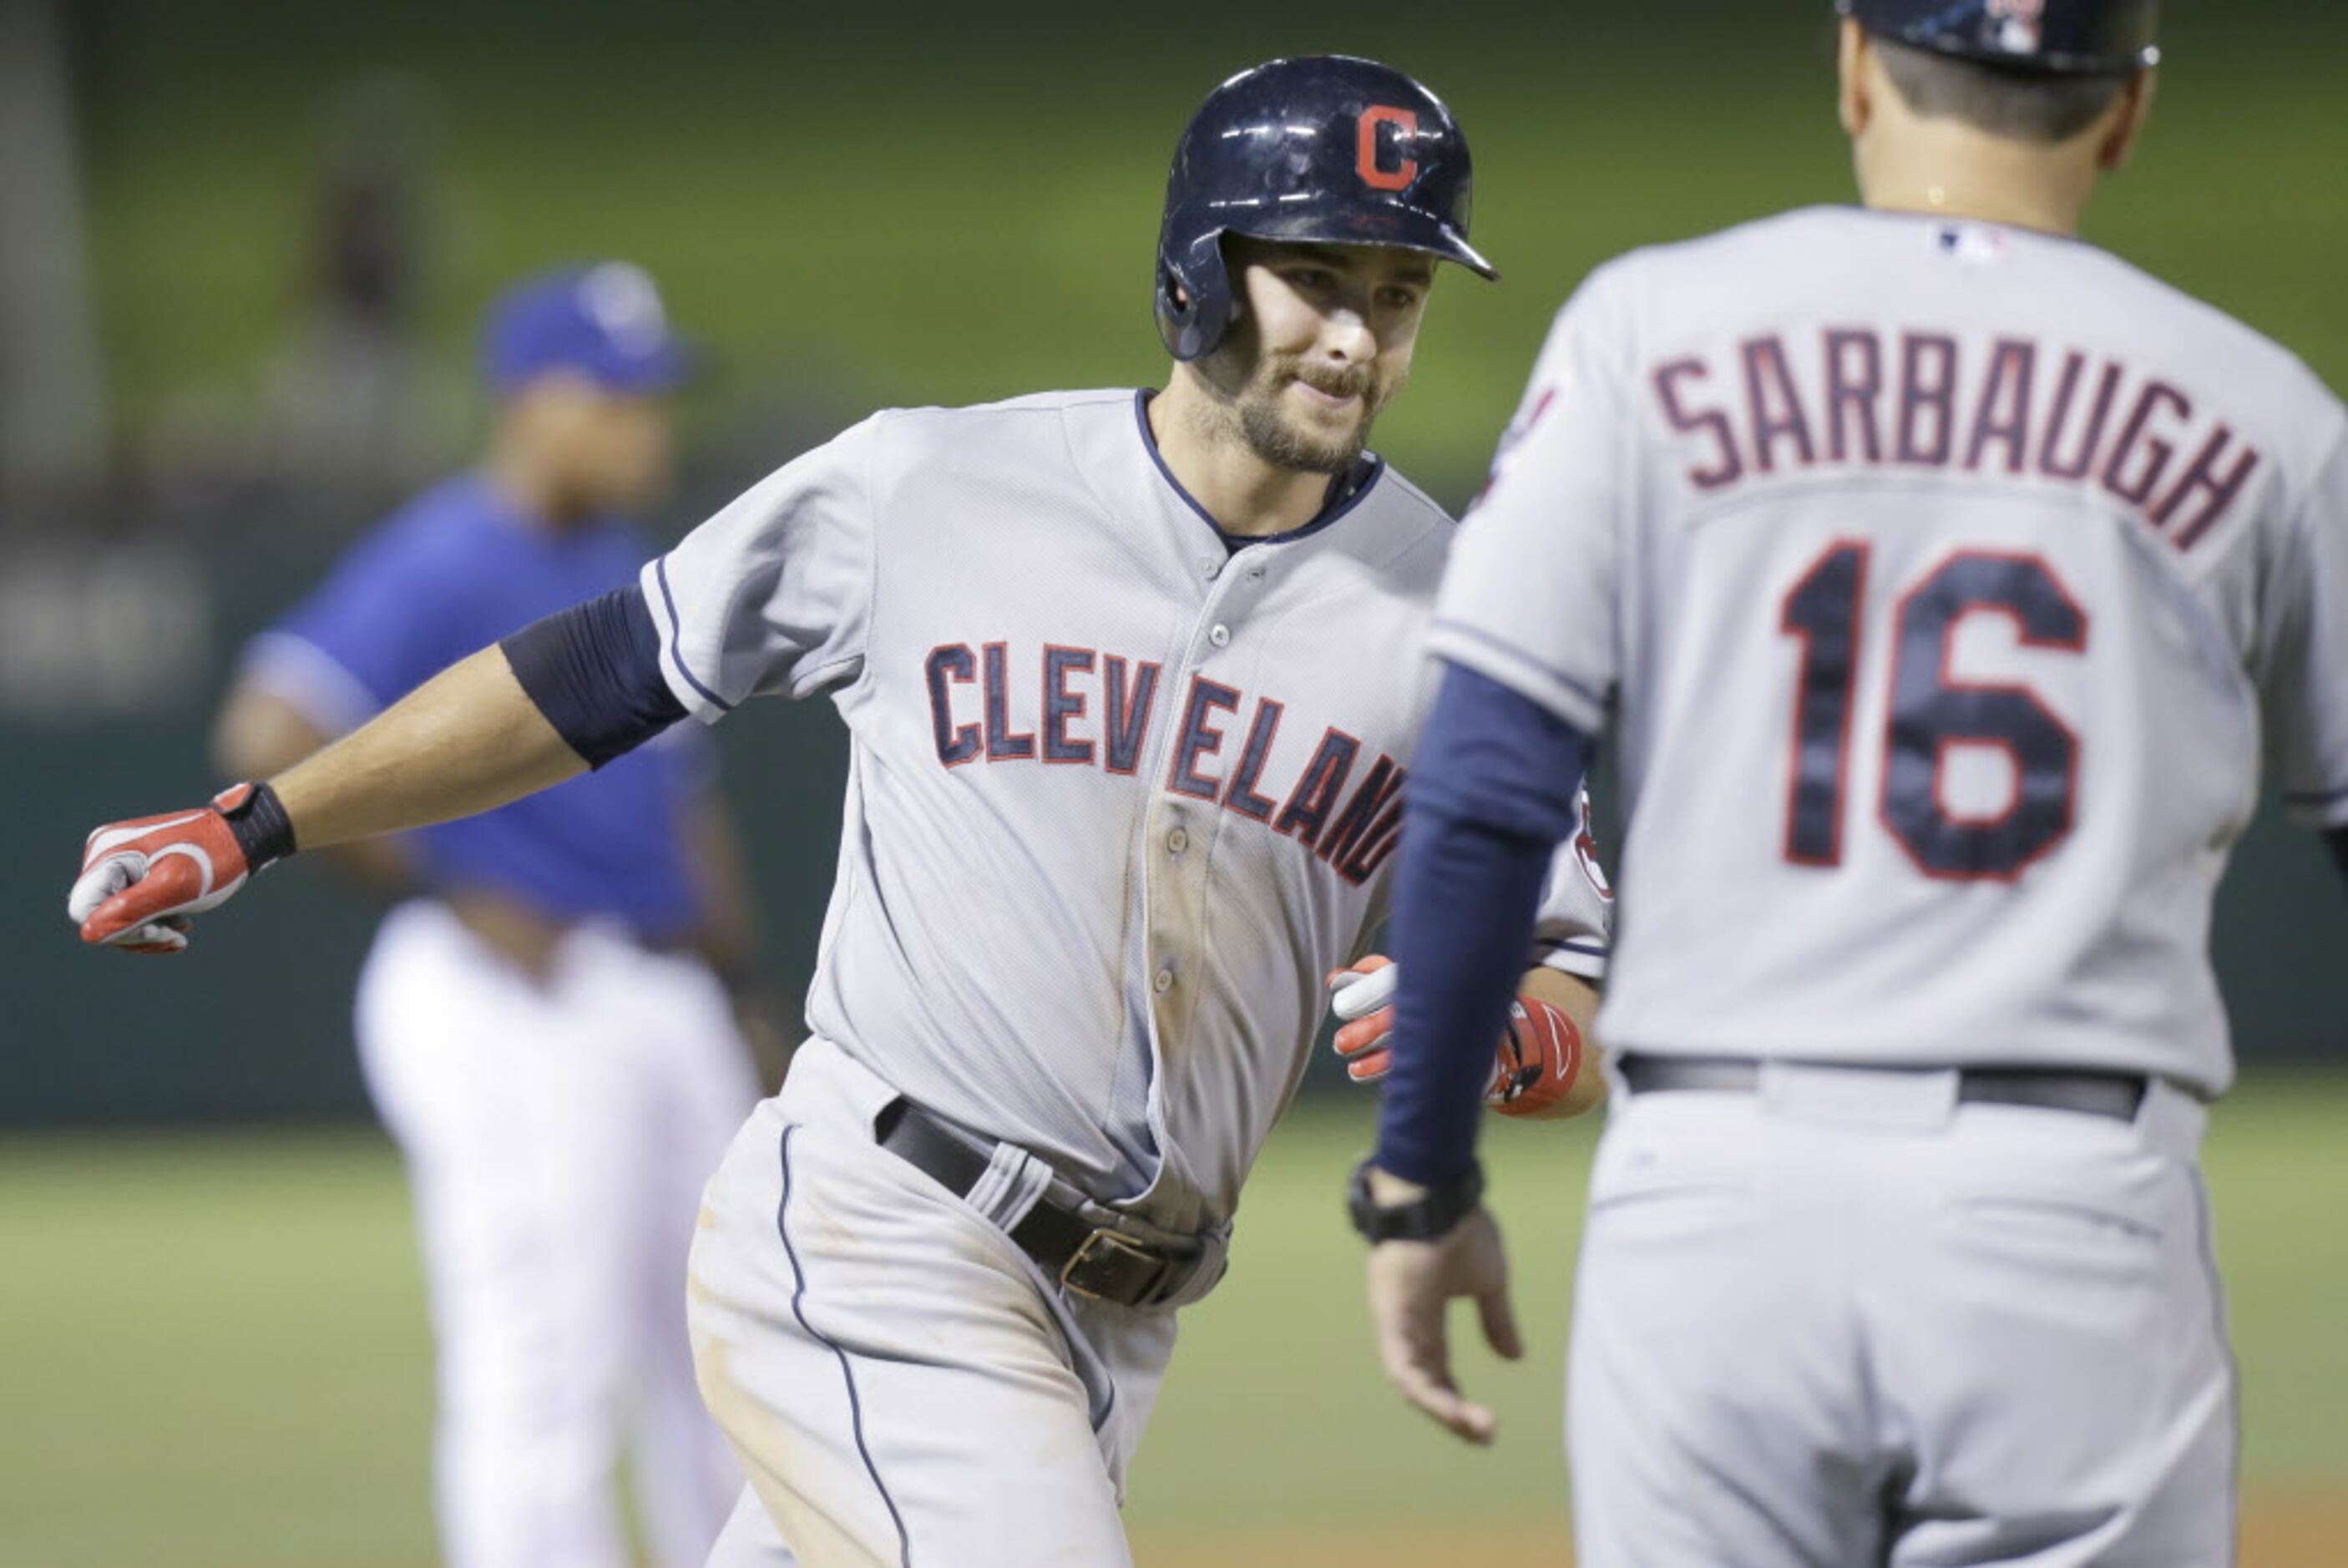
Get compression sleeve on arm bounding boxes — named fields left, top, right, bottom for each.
left=499, top=584, right=688, bottom=769
left=1374, top=662, right=1595, bottom=1186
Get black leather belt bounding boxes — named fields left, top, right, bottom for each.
left=1617, top=1055, right=2148, bottom=1123
left=874, top=1098, right=1205, bottom=1310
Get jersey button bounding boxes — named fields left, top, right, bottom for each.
left=1202, top=557, right=1223, bottom=580
left=1208, top=624, right=1232, bottom=648
left=1152, top=968, right=1174, bottom=994
left=1166, top=827, right=1189, bottom=855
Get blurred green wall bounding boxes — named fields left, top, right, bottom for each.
left=4, top=0, right=2342, bottom=1125
left=67, top=0, right=2348, bottom=490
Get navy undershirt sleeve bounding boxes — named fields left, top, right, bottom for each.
left=500, top=584, right=687, bottom=769
left=1374, top=662, right=1595, bottom=1187
left=2328, top=826, right=2348, bottom=890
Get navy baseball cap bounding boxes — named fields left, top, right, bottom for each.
left=481, top=262, right=694, bottom=395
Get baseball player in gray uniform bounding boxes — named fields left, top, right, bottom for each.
left=1355, top=3, right=2348, bottom=1565
left=68, top=57, right=1610, bottom=1566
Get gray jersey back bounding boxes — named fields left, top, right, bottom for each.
left=1435, top=207, right=2348, bottom=1095
left=645, top=388, right=1609, bottom=1230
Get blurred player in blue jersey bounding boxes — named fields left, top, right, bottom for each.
left=212, top=262, right=769, bottom=1568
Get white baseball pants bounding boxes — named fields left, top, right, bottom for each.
left=356, top=898, right=758, bottom=1568
left=689, top=1038, right=1178, bottom=1568
left=1567, top=1062, right=2234, bottom=1567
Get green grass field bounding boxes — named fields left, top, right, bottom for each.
left=3, top=1078, right=2344, bottom=1566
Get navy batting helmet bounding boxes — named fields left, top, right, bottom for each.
left=1839, top=0, right=2160, bottom=76
left=1154, top=56, right=1495, bottom=363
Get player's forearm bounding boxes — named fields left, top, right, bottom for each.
left=213, top=683, right=418, bottom=892
left=271, top=645, right=585, bottom=850
left=1376, top=803, right=1558, bottom=1181
left=1374, top=664, right=1595, bottom=1184
left=250, top=580, right=686, bottom=858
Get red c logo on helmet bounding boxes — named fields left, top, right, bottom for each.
left=1356, top=105, right=1419, bottom=192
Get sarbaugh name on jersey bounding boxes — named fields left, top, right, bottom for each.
left=1652, top=328, right=2262, bottom=551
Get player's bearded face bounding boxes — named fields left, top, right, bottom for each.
left=1210, top=241, right=1430, bottom=474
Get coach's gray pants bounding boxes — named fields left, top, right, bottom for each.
left=1568, top=1061, right=2234, bottom=1567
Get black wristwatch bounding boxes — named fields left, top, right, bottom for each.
left=1346, top=1157, right=1484, bottom=1243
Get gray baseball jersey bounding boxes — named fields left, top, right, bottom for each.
left=644, top=387, right=1610, bottom=1233
left=1437, top=206, right=2348, bottom=1095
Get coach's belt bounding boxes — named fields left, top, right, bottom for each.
left=873, top=1098, right=1207, bottom=1310
left=1617, top=1055, right=2148, bottom=1123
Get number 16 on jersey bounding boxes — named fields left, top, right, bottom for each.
left=1780, top=542, right=2088, bottom=884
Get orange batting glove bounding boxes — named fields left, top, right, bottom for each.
left=68, top=782, right=296, bottom=954
left=1328, top=954, right=1584, bottom=1118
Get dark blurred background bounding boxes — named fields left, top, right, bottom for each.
left=4, top=0, right=2340, bottom=1125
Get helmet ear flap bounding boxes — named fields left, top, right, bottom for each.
left=1156, top=230, right=1235, bottom=362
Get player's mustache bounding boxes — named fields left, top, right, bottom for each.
left=1281, top=364, right=1377, bottom=402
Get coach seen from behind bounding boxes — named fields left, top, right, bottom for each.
left=1359, top=3, right=2348, bottom=1565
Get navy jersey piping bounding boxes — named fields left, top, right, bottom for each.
left=654, top=556, right=735, bottom=712
left=1131, top=389, right=1386, bottom=550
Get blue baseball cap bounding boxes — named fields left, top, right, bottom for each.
left=481, top=261, right=694, bottom=395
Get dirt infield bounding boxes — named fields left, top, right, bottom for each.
left=1136, top=1489, right=2348, bottom=1566
left=1138, top=1520, right=1561, bottom=1567
left=2239, top=1492, right=2348, bottom=1565
left=231, top=1490, right=2346, bottom=1566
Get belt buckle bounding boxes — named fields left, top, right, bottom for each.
left=1059, top=1227, right=1169, bottom=1304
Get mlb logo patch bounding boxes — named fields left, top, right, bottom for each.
left=1935, top=224, right=2008, bottom=266
left=1986, top=0, right=2045, bottom=56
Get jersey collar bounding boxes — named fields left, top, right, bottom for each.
left=1131, top=389, right=1385, bottom=554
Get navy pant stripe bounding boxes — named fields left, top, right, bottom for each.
left=776, top=1123, right=913, bottom=1566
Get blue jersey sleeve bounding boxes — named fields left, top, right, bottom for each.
left=1373, top=661, right=1595, bottom=1187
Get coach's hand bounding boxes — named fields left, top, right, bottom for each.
left=1366, top=1180, right=1521, bottom=1446
left=68, top=782, right=295, bottom=953
left=1330, top=956, right=1586, bottom=1118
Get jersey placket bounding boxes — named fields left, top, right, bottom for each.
left=1133, top=544, right=1278, bottom=1208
